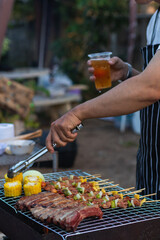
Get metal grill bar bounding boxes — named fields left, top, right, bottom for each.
left=1, top=170, right=160, bottom=240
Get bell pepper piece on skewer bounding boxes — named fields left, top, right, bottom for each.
left=111, top=200, right=116, bottom=208
left=134, top=194, right=140, bottom=200
left=140, top=198, right=146, bottom=206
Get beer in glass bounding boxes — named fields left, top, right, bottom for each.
left=88, top=52, right=112, bottom=91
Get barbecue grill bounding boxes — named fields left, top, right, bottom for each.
left=1, top=169, right=160, bottom=240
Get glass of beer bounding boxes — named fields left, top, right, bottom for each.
left=88, top=52, right=112, bottom=92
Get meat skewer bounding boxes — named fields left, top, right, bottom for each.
left=42, top=181, right=147, bottom=209
left=41, top=176, right=157, bottom=210
left=42, top=176, right=143, bottom=206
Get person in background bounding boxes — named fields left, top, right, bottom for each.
left=46, top=0, right=160, bottom=199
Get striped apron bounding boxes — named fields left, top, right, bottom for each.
left=136, top=7, right=160, bottom=200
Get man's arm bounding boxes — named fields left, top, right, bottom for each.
left=46, top=51, right=160, bottom=152
left=74, top=50, right=160, bottom=120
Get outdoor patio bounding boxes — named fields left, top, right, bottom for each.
left=0, top=1, right=158, bottom=239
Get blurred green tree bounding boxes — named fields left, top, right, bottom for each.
left=52, top=0, right=128, bottom=92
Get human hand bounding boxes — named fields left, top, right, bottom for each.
left=46, top=111, right=81, bottom=153
left=87, top=57, right=128, bottom=83
left=108, top=57, right=128, bottom=82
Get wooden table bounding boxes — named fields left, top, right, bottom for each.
left=0, top=68, right=49, bottom=80
left=33, top=94, right=81, bottom=120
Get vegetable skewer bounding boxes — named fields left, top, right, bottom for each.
left=41, top=175, right=160, bottom=210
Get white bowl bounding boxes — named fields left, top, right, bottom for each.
left=8, top=140, right=35, bottom=155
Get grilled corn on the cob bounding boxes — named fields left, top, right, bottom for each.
left=4, top=172, right=23, bottom=183
left=23, top=175, right=42, bottom=184
left=23, top=181, right=41, bottom=196
left=4, top=181, right=22, bottom=197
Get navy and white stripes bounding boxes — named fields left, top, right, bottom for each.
left=136, top=44, right=160, bottom=199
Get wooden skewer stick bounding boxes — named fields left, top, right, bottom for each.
left=101, top=184, right=119, bottom=189
left=86, top=174, right=100, bottom=177
left=97, top=179, right=109, bottom=183
left=99, top=181, right=114, bottom=186
left=139, top=193, right=157, bottom=198
left=123, top=188, right=145, bottom=196
left=145, top=199, right=160, bottom=203
left=79, top=174, right=100, bottom=178
left=86, top=175, right=101, bottom=180
left=116, top=187, right=135, bottom=193
left=81, top=174, right=101, bottom=178
left=107, top=187, right=135, bottom=195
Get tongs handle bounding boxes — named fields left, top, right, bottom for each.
left=7, top=123, right=83, bottom=178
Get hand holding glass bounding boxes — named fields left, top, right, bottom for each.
left=88, top=52, right=112, bottom=91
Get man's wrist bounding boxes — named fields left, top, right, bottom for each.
left=71, top=105, right=84, bottom=122
left=125, top=62, right=132, bottom=79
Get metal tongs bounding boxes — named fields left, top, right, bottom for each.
left=7, top=123, right=83, bottom=178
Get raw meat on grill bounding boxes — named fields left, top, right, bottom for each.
left=16, top=191, right=103, bottom=231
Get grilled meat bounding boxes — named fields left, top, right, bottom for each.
left=15, top=192, right=53, bottom=211
left=16, top=191, right=103, bottom=232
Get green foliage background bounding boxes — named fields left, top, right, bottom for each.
left=52, top=0, right=128, bottom=90
left=10, top=0, right=129, bottom=90
left=1, top=0, right=129, bottom=125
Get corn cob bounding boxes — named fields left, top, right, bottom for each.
left=4, top=181, right=22, bottom=197
left=23, top=181, right=41, bottom=196
left=4, top=172, right=23, bottom=183
left=23, top=175, right=42, bottom=184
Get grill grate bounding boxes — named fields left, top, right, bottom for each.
left=1, top=169, right=160, bottom=240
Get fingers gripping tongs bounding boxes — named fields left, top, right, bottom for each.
left=7, top=124, right=83, bottom=178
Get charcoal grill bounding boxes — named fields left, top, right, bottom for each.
left=1, top=169, right=160, bottom=240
